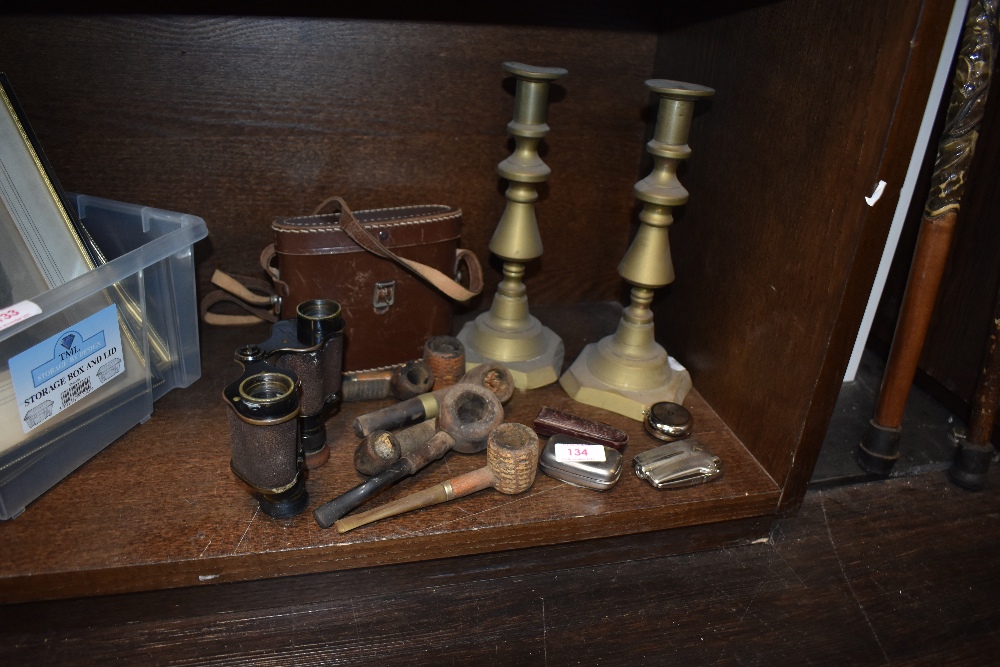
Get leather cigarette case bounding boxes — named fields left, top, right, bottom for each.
left=538, top=435, right=623, bottom=491
left=533, top=406, right=628, bottom=452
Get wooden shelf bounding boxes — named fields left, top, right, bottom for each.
left=0, top=303, right=778, bottom=603
left=0, top=1, right=957, bottom=617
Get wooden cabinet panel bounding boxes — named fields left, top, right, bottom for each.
left=653, top=0, right=953, bottom=503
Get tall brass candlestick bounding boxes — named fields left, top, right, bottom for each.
left=561, top=79, right=714, bottom=421
left=457, top=61, right=567, bottom=390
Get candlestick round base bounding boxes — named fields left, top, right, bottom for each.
left=457, top=314, right=564, bottom=390
left=559, top=338, right=692, bottom=422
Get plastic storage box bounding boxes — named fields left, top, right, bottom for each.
left=0, top=194, right=207, bottom=519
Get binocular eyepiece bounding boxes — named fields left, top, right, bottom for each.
left=223, top=299, right=345, bottom=518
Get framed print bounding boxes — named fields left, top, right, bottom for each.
left=0, top=75, right=148, bottom=456
left=0, top=73, right=97, bottom=305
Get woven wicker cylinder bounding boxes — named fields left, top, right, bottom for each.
left=486, top=422, right=540, bottom=494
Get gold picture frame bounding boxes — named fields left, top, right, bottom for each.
left=0, top=73, right=97, bottom=304
left=0, top=74, right=148, bottom=456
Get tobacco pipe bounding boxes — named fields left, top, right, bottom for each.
left=352, top=362, right=514, bottom=439
left=334, top=422, right=539, bottom=533
left=423, top=335, right=464, bottom=390
left=353, top=419, right=438, bottom=476
left=341, top=359, right=435, bottom=402
left=314, top=384, right=504, bottom=528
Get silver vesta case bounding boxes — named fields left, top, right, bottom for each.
left=633, top=439, right=722, bottom=489
left=539, top=435, right=623, bottom=491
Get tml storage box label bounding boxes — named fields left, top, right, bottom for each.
left=9, top=304, right=124, bottom=433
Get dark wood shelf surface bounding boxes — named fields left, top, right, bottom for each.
left=0, top=302, right=778, bottom=603
left=3, top=469, right=995, bottom=665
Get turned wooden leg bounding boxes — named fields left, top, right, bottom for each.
left=858, top=0, right=999, bottom=474
left=949, top=285, right=1000, bottom=489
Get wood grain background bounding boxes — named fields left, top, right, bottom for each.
left=0, top=16, right=657, bottom=309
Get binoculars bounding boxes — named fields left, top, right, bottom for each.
left=223, top=299, right=344, bottom=518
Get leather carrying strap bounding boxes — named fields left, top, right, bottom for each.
left=211, top=269, right=273, bottom=307
left=310, top=196, right=483, bottom=302
left=202, top=197, right=483, bottom=327
left=200, top=270, right=279, bottom=326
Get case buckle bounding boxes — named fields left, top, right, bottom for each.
left=372, top=280, right=395, bottom=314
left=633, top=440, right=722, bottom=489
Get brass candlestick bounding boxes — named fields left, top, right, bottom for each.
left=457, top=61, right=567, bottom=390
left=561, top=79, right=714, bottom=421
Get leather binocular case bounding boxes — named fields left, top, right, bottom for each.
left=266, top=197, right=483, bottom=373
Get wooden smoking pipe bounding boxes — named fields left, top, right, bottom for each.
left=352, top=362, right=514, bottom=438
left=341, top=359, right=435, bottom=402
left=422, top=335, right=465, bottom=390
left=314, top=384, right=504, bottom=528
left=353, top=419, right=438, bottom=476
left=334, top=422, right=539, bottom=533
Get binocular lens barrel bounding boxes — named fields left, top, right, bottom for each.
left=226, top=369, right=305, bottom=517
left=296, top=299, right=344, bottom=347
left=242, top=371, right=295, bottom=400
left=236, top=371, right=299, bottom=421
